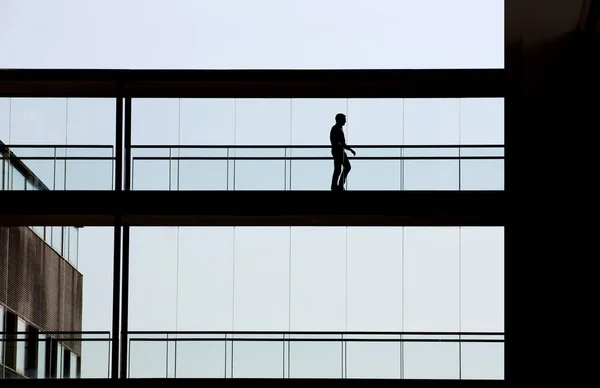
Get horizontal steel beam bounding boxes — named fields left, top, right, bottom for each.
left=0, top=69, right=505, bottom=98
left=0, top=191, right=505, bottom=227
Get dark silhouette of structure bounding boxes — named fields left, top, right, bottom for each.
left=330, top=113, right=356, bottom=191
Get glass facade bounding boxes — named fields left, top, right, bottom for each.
left=1, top=97, right=504, bottom=192
left=0, top=77, right=506, bottom=380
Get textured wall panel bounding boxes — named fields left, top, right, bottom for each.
left=0, top=226, right=83, bottom=356
left=0, top=227, right=8, bottom=304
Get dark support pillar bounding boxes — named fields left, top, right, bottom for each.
left=111, top=89, right=123, bottom=379
left=119, top=96, right=132, bottom=379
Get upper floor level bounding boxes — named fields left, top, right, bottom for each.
left=1, top=95, right=504, bottom=192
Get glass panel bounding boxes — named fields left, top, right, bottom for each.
left=166, top=337, right=176, bottom=379
left=232, top=336, right=283, bottom=378
left=66, top=98, right=116, bottom=146
left=460, top=228, right=504, bottom=331
left=234, top=99, right=290, bottom=145
left=173, top=337, right=226, bottom=378
left=290, top=99, right=347, bottom=145
left=346, top=227, right=402, bottom=331
left=461, top=342, right=504, bottom=380
left=11, top=165, right=26, bottom=190
left=38, top=335, right=46, bottom=378
left=346, top=159, right=401, bottom=190
left=70, top=352, right=77, bottom=378
left=459, top=98, right=504, bottom=145
left=131, top=160, right=171, bottom=190
left=129, top=228, right=178, bottom=331
left=62, top=227, right=70, bottom=264
left=403, top=99, right=459, bottom=145
left=403, top=160, right=460, bottom=190
left=178, top=159, right=228, bottom=190
left=128, top=340, right=168, bottom=378
left=56, top=343, right=63, bottom=378
left=2, top=159, right=6, bottom=190
left=179, top=99, right=235, bottom=145
left=79, top=340, right=110, bottom=378
left=51, top=226, right=63, bottom=255
left=68, top=227, right=79, bottom=268
left=403, top=341, right=460, bottom=379
left=346, top=98, right=404, bottom=145
left=289, top=341, right=342, bottom=378
left=132, top=98, right=179, bottom=144
left=233, top=228, right=289, bottom=331
left=404, top=228, right=460, bottom=331
left=233, top=160, right=285, bottom=190
left=54, top=159, right=66, bottom=190
left=289, top=156, right=331, bottom=191
left=9, top=146, right=56, bottom=159
left=177, top=148, right=229, bottom=190
left=16, top=319, right=26, bottom=374
left=65, top=159, right=113, bottom=190
left=290, top=227, right=346, bottom=331
left=460, top=147, right=504, bottom=157
left=14, top=153, right=55, bottom=190
left=176, top=227, right=234, bottom=331
left=346, top=341, right=401, bottom=379
left=0, top=98, right=8, bottom=140
left=460, top=160, right=504, bottom=190
left=8, top=98, right=67, bottom=144
left=31, top=226, right=44, bottom=239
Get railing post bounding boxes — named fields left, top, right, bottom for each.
left=111, top=89, right=123, bottom=380
left=120, top=96, right=132, bottom=379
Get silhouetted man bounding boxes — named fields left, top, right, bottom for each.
left=330, top=113, right=355, bottom=191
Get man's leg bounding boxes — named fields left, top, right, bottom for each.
left=331, top=156, right=343, bottom=190
left=339, top=154, right=352, bottom=189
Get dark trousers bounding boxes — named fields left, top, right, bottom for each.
left=331, top=149, right=351, bottom=190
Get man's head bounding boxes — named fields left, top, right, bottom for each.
left=335, top=113, right=346, bottom=126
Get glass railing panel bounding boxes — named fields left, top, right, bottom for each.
left=63, top=147, right=114, bottom=159
left=289, top=335, right=342, bottom=378
left=173, top=334, right=226, bottom=378
left=128, top=338, right=168, bottom=378
left=1, top=158, right=7, bottom=190
left=51, top=226, right=63, bottom=256
left=65, top=159, right=114, bottom=190
left=132, top=159, right=171, bottom=190
left=460, top=159, right=504, bottom=190
left=4, top=146, right=57, bottom=159
left=78, top=334, right=111, bottom=378
left=54, top=159, right=66, bottom=190
left=130, top=147, right=171, bottom=159
left=68, top=227, right=79, bottom=268
left=177, top=148, right=229, bottom=190
left=10, top=164, right=26, bottom=190
left=232, top=334, right=284, bottom=378
left=345, top=335, right=401, bottom=379
left=347, top=159, right=402, bottom=190
left=402, top=335, right=460, bottom=380
left=232, top=148, right=286, bottom=190
left=403, top=160, right=460, bottom=190
left=459, top=146, right=504, bottom=157
left=460, top=335, right=504, bottom=380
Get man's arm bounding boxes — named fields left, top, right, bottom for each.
left=339, top=131, right=356, bottom=155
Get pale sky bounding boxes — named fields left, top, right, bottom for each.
left=1, top=0, right=504, bottom=380
left=0, top=0, right=504, bottom=69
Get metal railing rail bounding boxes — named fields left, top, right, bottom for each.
left=125, top=330, right=504, bottom=379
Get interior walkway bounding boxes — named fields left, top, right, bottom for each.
left=0, top=191, right=505, bottom=227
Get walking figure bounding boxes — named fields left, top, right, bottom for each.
left=330, top=113, right=355, bottom=191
